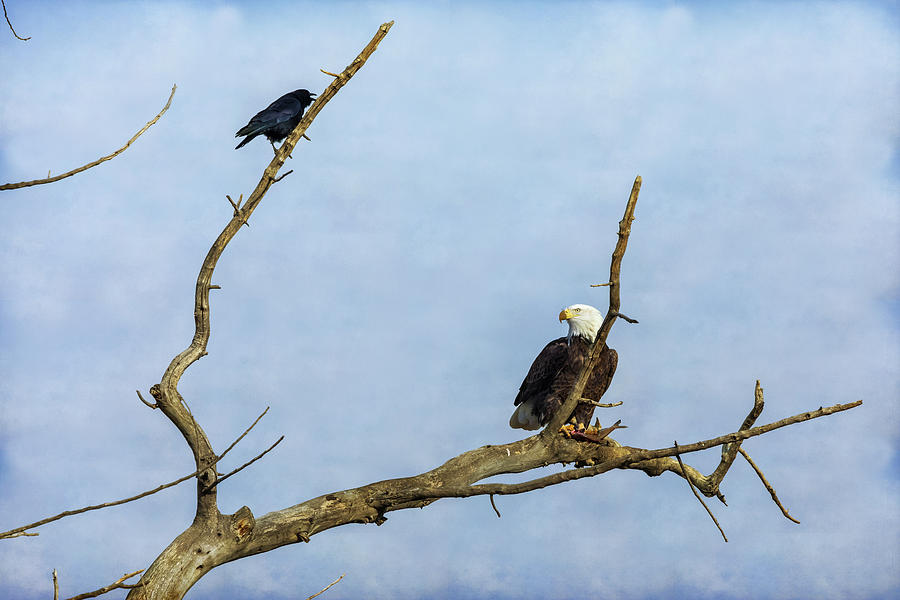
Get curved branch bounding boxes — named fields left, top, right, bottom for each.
left=125, top=23, right=396, bottom=600
left=1, top=85, right=176, bottom=190
left=675, top=441, right=728, bottom=542
left=1, top=0, right=29, bottom=41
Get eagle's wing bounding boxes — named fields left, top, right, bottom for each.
left=510, top=337, right=569, bottom=430
left=513, top=336, right=569, bottom=407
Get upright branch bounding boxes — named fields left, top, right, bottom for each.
left=1, top=85, right=176, bottom=190
left=544, top=175, right=641, bottom=434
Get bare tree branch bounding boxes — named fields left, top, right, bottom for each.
left=1, top=0, right=29, bottom=41
left=712, top=379, right=766, bottom=484
left=149, top=21, right=395, bottom=513
left=489, top=495, right=501, bottom=518
left=62, top=570, right=144, bottom=600
left=135, top=389, right=157, bottom=409
left=582, top=398, right=623, bottom=408
left=544, top=175, right=641, bottom=435
left=53, top=569, right=59, bottom=600
left=126, top=22, right=395, bottom=599
left=1, top=85, right=175, bottom=190
left=675, top=441, right=728, bottom=542
left=218, top=399, right=860, bottom=568
left=305, top=574, right=344, bottom=600
left=739, top=447, right=801, bottom=523
left=201, top=435, right=285, bottom=493
left=0, top=407, right=271, bottom=539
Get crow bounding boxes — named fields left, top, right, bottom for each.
left=235, top=89, right=316, bottom=151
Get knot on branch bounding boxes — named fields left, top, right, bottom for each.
left=149, top=384, right=162, bottom=401
left=230, top=506, right=255, bottom=543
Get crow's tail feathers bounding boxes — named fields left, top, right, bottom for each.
left=235, top=134, right=256, bottom=150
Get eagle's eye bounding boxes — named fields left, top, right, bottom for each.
left=574, top=307, right=581, bottom=312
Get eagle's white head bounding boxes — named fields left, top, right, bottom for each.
left=559, top=304, right=604, bottom=343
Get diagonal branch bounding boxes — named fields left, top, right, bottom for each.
left=711, top=379, right=766, bottom=485
left=62, top=570, right=144, bottom=600
left=1, top=85, right=175, bottom=190
left=305, top=574, right=344, bottom=600
left=544, top=175, right=641, bottom=435
left=201, top=435, right=284, bottom=493
left=739, top=447, right=800, bottom=523
left=675, top=441, right=728, bottom=542
left=0, top=407, right=271, bottom=539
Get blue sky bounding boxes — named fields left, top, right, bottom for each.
left=1, top=1, right=898, bottom=599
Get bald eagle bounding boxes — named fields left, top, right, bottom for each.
left=510, top=304, right=618, bottom=433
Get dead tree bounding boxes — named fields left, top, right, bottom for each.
left=0, top=20, right=861, bottom=600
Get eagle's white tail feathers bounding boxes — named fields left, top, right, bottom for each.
left=509, top=401, right=542, bottom=430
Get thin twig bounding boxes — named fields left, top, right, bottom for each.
left=739, top=447, right=800, bottom=524
left=489, top=494, right=501, bottom=518
left=136, top=389, right=157, bottom=409
left=1, top=85, right=176, bottom=190
left=320, top=68, right=342, bottom=78
left=0, top=407, right=271, bottom=539
left=3, top=530, right=38, bottom=538
left=219, top=407, right=271, bottom=461
left=202, top=435, right=284, bottom=493
left=590, top=282, right=611, bottom=287
left=272, top=169, right=294, bottom=183
left=2, top=0, right=29, bottom=41
left=53, top=569, right=59, bottom=600
left=581, top=398, right=623, bottom=408
left=675, top=441, right=727, bottom=542
left=611, top=311, right=638, bottom=323
left=306, top=574, right=344, bottom=600
left=62, top=569, right=144, bottom=600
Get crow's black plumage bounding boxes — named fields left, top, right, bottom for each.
left=235, top=89, right=316, bottom=150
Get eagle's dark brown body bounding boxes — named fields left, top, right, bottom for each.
left=510, top=335, right=618, bottom=430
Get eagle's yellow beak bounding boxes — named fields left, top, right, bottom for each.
left=559, top=308, right=574, bottom=322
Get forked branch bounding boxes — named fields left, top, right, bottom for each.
left=0, top=407, right=272, bottom=539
